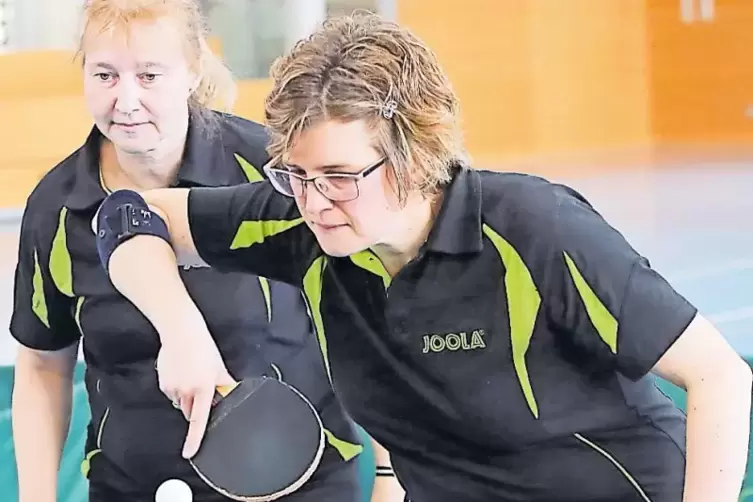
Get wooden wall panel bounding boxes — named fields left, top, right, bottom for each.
left=648, top=0, right=753, bottom=143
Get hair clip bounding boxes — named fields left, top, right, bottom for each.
left=381, top=99, right=398, bottom=119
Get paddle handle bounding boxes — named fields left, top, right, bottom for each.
left=212, top=381, right=240, bottom=406
left=216, top=382, right=238, bottom=397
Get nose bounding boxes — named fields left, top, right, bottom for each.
left=113, top=77, right=142, bottom=115
left=302, top=183, right=334, bottom=215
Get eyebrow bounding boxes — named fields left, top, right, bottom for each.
left=89, top=62, right=117, bottom=72
left=285, top=163, right=353, bottom=173
left=140, top=62, right=169, bottom=70
left=87, top=61, right=168, bottom=71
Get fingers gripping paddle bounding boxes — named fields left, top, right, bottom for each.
left=189, top=375, right=325, bottom=501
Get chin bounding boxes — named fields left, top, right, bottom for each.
left=317, top=241, right=363, bottom=258
left=107, top=135, right=148, bottom=152
left=307, top=222, right=372, bottom=257
left=315, top=236, right=368, bottom=258
left=108, top=128, right=157, bottom=152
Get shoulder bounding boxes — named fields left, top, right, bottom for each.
left=21, top=149, right=82, bottom=240
left=217, top=112, right=268, bottom=143
left=477, top=169, right=609, bottom=251
left=209, top=111, right=271, bottom=181
left=215, top=112, right=270, bottom=160
left=478, top=170, right=561, bottom=227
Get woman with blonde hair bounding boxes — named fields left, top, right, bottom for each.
left=10, top=1, right=369, bottom=501
left=95, top=11, right=751, bottom=502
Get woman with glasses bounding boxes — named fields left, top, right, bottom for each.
left=94, top=12, right=751, bottom=502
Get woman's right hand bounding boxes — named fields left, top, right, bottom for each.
left=156, top=326, right=236, bottom=459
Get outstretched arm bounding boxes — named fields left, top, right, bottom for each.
left=98, top=188, right=234, bottom=457
left=95, top=182, right=318, bottom=456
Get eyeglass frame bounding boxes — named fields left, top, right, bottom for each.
left=263, top=157, right=387, bottom=202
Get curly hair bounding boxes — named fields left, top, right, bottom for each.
left=264, top=12, right=467, bottom=203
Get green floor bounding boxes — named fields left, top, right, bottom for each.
left=1, top=364, right=751, bottom=501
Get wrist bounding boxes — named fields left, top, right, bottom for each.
left=376, top=465, right=395, bottom=478
left=150, top=301, right=210, bottom=343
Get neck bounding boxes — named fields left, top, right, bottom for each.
left=100, top=137, right=186, bottom=192
left=372, top=195, right=441, bottom=277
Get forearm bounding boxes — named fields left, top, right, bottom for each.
left=98, top=189, right=235, bottom=457
left=371, top=436, right=392, bottom=467
left=370, top=437, right=406, bottom=501
left=12, top=351, right=75, bottom=501
left=108, top=235, right=208, bottom=343
left=682, top=366, right=752, bottom=502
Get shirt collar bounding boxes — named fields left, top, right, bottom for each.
left=65, top=113, right=229, bottom=211
left=425, top=163, right=484, bottom=254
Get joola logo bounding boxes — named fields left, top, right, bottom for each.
left=422, top=330, right=486, bottom=353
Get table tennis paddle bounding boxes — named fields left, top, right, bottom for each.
left=189, top=375, right=325, bottom=501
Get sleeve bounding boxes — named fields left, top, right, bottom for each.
left=9, top=205, right=80, bottom=351
left=187, top=180, right=321, bottom=286
left=543, top=184, right=698, bottom=380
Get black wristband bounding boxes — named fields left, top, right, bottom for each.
left=95, top=189, right=172, bottom=273
left=376, top=465, right=395, bottom=477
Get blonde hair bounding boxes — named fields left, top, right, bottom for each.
left=78, top=0, right=236, bottom=126
left=265, top=12, right=467, bottom=203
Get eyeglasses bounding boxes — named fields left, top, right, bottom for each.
left=264, top=158, right=386, bottom=202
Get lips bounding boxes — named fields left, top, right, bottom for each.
left=312, top=222, right=346, bottom=231
left=113, top=122, right=147, bottom=127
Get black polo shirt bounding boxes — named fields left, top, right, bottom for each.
left=187, top=164, right=696, bottom=502
left=10, top=112, right=362, bottom=497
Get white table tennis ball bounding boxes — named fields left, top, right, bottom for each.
left=155, top=479, right=193, bottom=502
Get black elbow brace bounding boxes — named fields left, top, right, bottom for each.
left=95, top=189, right=172, bottom=273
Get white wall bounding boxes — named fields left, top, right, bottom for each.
left=8, top=0, right=84, bottom=51
left=0, top=222, right=20, bottom=366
